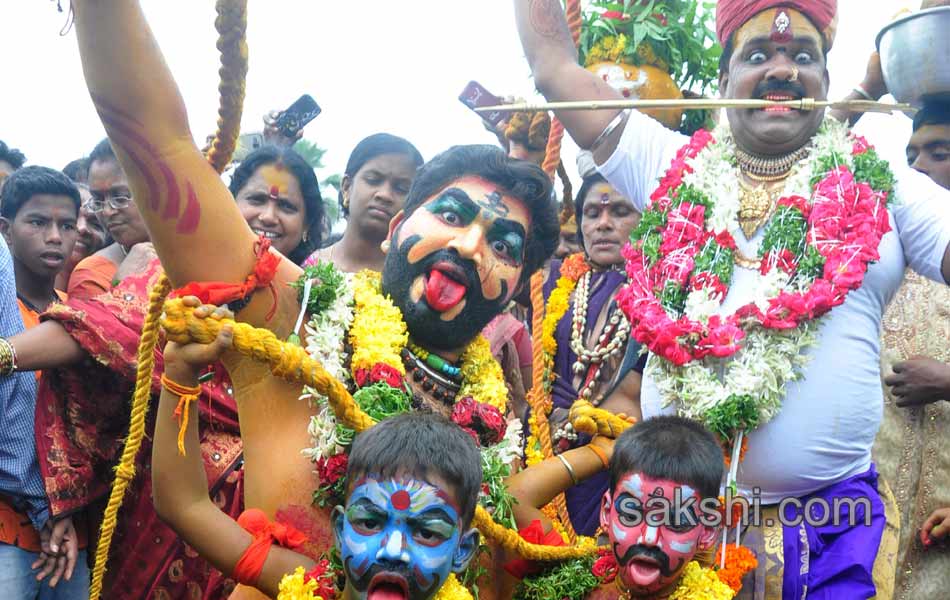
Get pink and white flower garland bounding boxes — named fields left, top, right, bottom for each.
left=617, top=118, right=896, bottom=434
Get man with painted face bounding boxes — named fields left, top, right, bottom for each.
left=381, top=145, right=553, bottom=358
left=504, top=416, right=726, bottom=599
left=515, top=0, right=950, bottom=597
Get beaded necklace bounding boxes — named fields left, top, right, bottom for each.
left=568, top=270, right=631, bottom=401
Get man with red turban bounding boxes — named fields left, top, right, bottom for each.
left=512, top=0, right=950, bottom=597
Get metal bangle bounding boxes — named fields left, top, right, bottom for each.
left=0, top=337, right=17, bottom=376
left=557, top=454, right=579, bottom=486
left=589, top=110, right=627, bottom=153
left=853, top=85, right=875, bottom=101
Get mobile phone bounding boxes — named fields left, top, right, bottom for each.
left=275, top=94, right=322, bottom=138
left=459, top=81, right=506, bottom=126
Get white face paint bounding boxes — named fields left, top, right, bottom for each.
left=625, top=473, right=644, bottom=497
left=669, top=539, right=696, bottom=554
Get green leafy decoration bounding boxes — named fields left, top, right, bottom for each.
left=760, top=206, right=808, bottom=257
left=693, top=238, right=734, bottom=284
left=809, top=151, right=848, bottom=187
left=515, top=554, right=599, bottom=600
left=852, top=149, right=896, bottom=197
left=672, top=184, right=713, bottom=211
left=291, top=260, right=345, bottom=317
left=703, top=394, right=760, bottom=443
left=796, top=246, right=825, bottom=282
left=660, top=278, right=687, bottom=315
left=631, top=208, right=667, bottom=240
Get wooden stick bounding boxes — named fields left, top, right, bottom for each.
left=474, top=98, right=913, bottom=115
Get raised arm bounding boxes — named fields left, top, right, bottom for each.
left=71, top=2, right=284, bottom=312
left=153, top=308, right=313, bottom=597
left=513, top=0, right=626, bottom=161
left=507, top=437, right=614, bottom=531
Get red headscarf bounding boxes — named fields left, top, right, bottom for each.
left=716, top=0, right=838, bottom=49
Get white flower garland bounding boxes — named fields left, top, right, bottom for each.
left=299, top=272, right=355, bottom=460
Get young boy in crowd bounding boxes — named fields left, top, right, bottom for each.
left=155, top=315, right=482, bottom=600
left=0, top=166, right=80, bottom=325
left=505, top=416, right=727, bottom=599
left=0, top=166, right=85, bottom=598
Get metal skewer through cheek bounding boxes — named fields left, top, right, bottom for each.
left=474, top=97, right=914, bottom=115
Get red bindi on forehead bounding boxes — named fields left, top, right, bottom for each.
left=391, top=489, right=411, bottom=511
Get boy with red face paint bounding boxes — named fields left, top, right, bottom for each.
left=503, top=416, right=726, bottom=599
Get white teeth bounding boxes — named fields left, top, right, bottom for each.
left=252, top=229, right=280, bottom=239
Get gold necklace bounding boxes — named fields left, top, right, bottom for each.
left=734, top=144, right=810, bottom=178
left=737, top=177, right=782, bottom=239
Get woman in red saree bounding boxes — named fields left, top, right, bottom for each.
left=9, top=144, right=325, bottom=599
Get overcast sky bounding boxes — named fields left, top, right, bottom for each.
left=2, top=1, right=917, bottom=192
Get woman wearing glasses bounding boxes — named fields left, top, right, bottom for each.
left=66, top=139, right=148, bottom=299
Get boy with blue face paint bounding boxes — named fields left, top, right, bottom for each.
left=154, top=315, right=482, bottom=600
left=334, top=413, right=482, bottom=600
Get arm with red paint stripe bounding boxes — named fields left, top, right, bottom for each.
left=71, top=1, right=298, bottom=329
left=154, top=320, right=315, bottom=596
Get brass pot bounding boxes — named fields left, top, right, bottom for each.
left=586, top=61, right=683, bottom=129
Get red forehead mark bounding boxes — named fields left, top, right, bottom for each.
left=771, top=9, right=792, bottom=43
left=269, top=185, right=280, bottom=200
left=391, top=489, right=411, bottom=511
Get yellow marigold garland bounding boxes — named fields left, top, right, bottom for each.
left=277, top=568, right=471, bottom=599
left=667, top=561, right=736, bottom=600
left=458, top=335, right=508, bottom=413
left=349, top=270, right=407, bottom=375
left=277, top=567, right=322, bottom=600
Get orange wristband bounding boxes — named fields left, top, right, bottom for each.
left=161, top=373, right=202, bottom=457
left=587, top=443, right=609, bottom=469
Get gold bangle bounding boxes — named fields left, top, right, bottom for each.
left=0, top=337, right=17, bottom=377
left=557, top=454, right=578, bottom=486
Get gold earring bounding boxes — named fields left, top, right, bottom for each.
left=342, top=193, right=350, bottom=209
left=381, top=239, right=391, bottom=253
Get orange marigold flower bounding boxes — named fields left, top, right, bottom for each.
left=714, top=544, right=758, bottom=593
left=561, top=253, right=591, bottom=281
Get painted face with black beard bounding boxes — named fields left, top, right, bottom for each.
left=381, top=176, right=531, bottom=352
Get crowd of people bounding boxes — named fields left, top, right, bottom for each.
left=2, top=0, right=950, bottom=599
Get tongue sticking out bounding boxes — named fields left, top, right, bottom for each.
left=368, top=582, right=409, bottom=600
left=625, top=559, right=662, bottom=588
left=425, top=269, right=466, bottom=312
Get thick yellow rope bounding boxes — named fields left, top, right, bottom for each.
left=160, top=299, right=602, bottom=560
left=89, top=276, right=171, bottom=599
left=569, top=400, right=634, bottom=439
left=205, top=0, right=248, bottom=174
left=89, top=3, right=248, bottom=597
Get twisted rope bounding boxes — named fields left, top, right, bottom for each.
left=89, top=276, right=171, bottom=599
left=205, top=0, right=248, bottom=174
left=569, top=399, right=635, bottom=438
left=528, top=0, right=584, bottom=544
left=89, top=3, right=248, bottom=596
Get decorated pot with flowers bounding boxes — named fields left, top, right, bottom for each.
left=579, top=0, right=720, bottom=133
